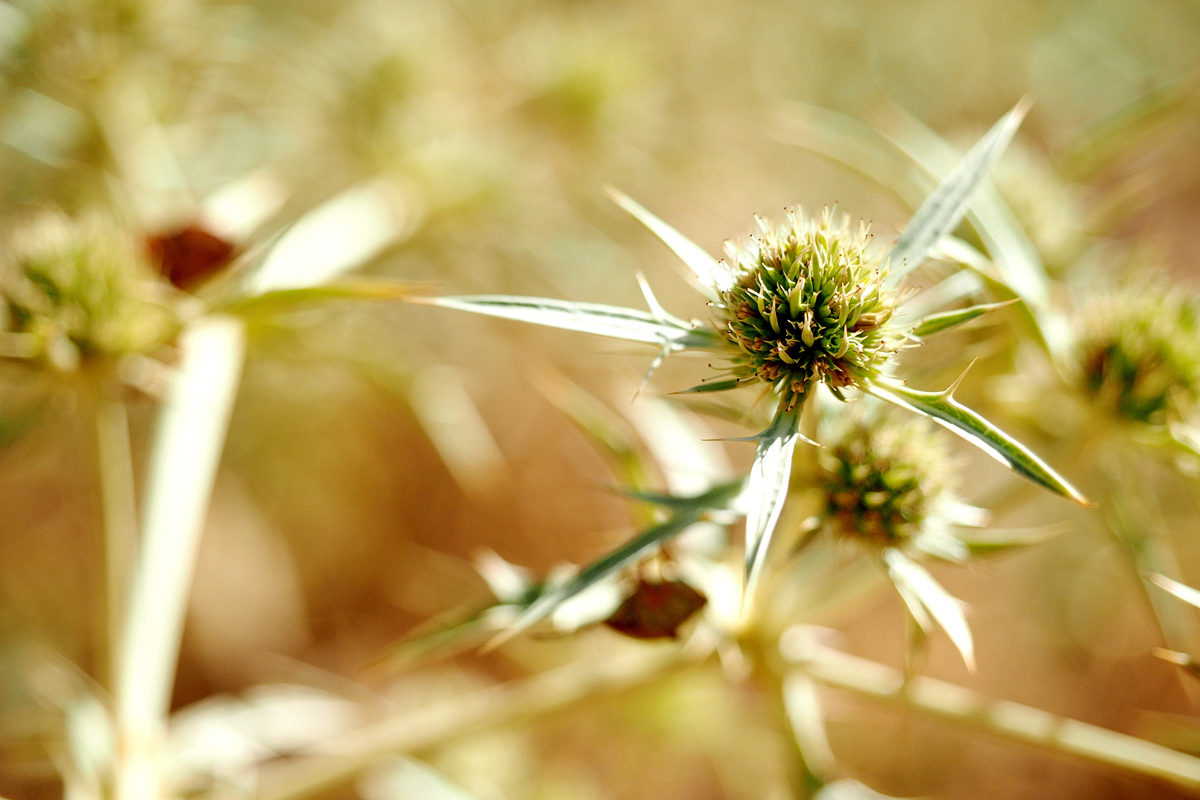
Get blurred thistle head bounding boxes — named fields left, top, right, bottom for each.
left=1074, top=290, right=1200, bottom=426
left=818, top=407, right=953, bottom=546
left=0, top=214, right=180, bottom=370
left=714, top=209, right=900, bottom=410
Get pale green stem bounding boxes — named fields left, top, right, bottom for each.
left=115, top=317, right=246, bottom=800
left=756, top=655, right=824, bottom=800
left=1101, top=453, right=1200, bottom=703
left=250, top=647, right=693, bottom=800
left=785, top=638, right=1200, bottom=794
left=95, top=394, right=139, bottom=693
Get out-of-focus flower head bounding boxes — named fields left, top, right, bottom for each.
left=1074, top=289, right=1200, bottom=427
left=1, top=214, right=180, bottom=370
left=988, top=140, right=1087, bottom=274
left=816, top=405, right=987, bottom=563
left=820, top=408, right=949, bottom=546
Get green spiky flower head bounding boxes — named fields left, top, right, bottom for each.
left=819, top=408, right=953, bottom=546
left=714, top=209, right=900, bottom=409
left=1074, top=290, right=1200, bottom=426
left=0, top=214, right=181, bottom=371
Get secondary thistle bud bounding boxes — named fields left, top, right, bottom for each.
left=714, top=209, right=899, bottom=409
left=1, top=215, right=179, bottom=370
left=819, top=409, right=952, bottom=545
left=1074, top=290, right=1200, bottom=426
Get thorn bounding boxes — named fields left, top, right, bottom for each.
left=601, top=184, right=628, bottom=206
left=635, top=272, right=668, bottom=321
left=942, top=358, right=978, bottom=399
left=1146, top=572, right=1180, bottom=593
left=1153, top=647, right=1192, bottom=667
left=1013, top=95, right=1035, bottom=123
left=703, top=430, right=820, bottom=447
left=479, top=627, right=517, bottom=654
left=633, top=346, right=670, bottom=400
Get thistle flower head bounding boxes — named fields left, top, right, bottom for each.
left=1074, top=290, right=1200, bottom=426
left=819, top=408, right=953, bottom=546
left=0, top=215, right=179, bottom=370
left=714, top=209, right=900, bottom=409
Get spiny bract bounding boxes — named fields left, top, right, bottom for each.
left=714, top=209, right=900, bottom=410
left=1075, top=290, right=1200, bottom=426
left=819, top=409, right=952, bottom=545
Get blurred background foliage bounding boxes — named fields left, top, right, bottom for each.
left=2, top=0, right=1200, bottom=798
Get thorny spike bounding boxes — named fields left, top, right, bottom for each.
left=942, top=358, right=978, bottom=399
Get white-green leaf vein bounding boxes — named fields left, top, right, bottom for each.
left=429, top=295, right=720, bottom=350
left=743, top=405, right=804, bottom=602
left=867, top=378, right=1088, bottom=506
left=887, top=101, right=1029, bottom=283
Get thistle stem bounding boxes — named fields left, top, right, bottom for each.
left=94, top=391, right=139, bottom=693
left=115, top=317, right=245, bottom=800
left=785, top=638, right=1200, bottom=794
left=250, top=646, right=695, bottom=800
left=754, top=649, right=826, bottom=800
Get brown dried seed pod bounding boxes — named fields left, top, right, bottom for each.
left=147, top=224, right=237, bottom=291
left=603, top=579, right=707, bottom=640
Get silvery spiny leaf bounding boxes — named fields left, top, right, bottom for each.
left=883, top=547, right=975, bottom=671
left=424, top=295, right=720, bottom=350
left=867, top=374, right=1088, bottom=506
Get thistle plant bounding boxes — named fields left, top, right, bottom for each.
left=0, top=200, right=425, bottom=800
left=425, top=102, right=1087, bottom=622
left=10, top=0, right=1200, bottom=794
left=1044, top=287, right=1200, bottom=673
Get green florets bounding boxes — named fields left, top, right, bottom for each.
left=1075, top=291, right=1200, bottom=426
left=819, top=410, right=951, bottom=545
left=714, top=209, right=899, bottom=410
left=0, top=215, right=179, bottom=370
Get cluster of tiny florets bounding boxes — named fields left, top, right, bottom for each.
left=713, top=209, right=899, bottom=409
left=0, top=215, right=179, bottom=370
left=819, top=410, right=951, bottom=545
left=1075, top=291, right=1200, bottom=426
